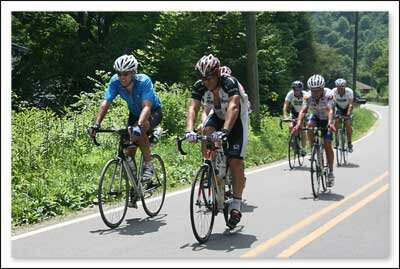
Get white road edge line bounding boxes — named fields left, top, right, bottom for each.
left=11, top=106, right=382, bottom=241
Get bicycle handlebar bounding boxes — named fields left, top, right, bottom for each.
left=176, top=134, right=227, bottom=155
left=86, top=128, right=137, bottom=147
left=279, top=118, right=297, bottom=129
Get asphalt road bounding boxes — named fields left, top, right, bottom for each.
left=11, top=104, right=392, bottom=262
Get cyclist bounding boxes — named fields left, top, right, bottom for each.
left=292, top=74, right=337, bottom=187
left=185, top=54, right=249, bottom=229
left=198, top=65, right=252, bottom=132
left=282, top=80, right=308, bottom=156
left=88, top=54, right=163, bottom=204
left=331, top=78, right=354, bottom=153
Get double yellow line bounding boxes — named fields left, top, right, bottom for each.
left=241, top=171, right=389, bottom=258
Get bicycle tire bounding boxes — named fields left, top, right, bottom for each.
left=141, top=154, right=167, bottom=217
left=190, top=165, right=216, bottom=243
left=310, top=146, right=321, bottom=198
left=320, top=150, right=328, bottom=192
left=336, top=130, right=342, bottom=167
left=98, top=158, right=129, bottom=229
left=296, top=134, right=305, bottom=167
left=288, top=133, right=297, bottom=169
left=342, top=128, right=348, bottom=164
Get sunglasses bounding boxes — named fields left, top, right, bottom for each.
left=293, top=87, right=302, bottom=91
left=200, top=74, right=217, bottom=81
left=117, top=71, right=132, bottom=77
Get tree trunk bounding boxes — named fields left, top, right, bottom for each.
left=244, top=12, right=260, bottom=131
left=353, top=12, right=359, bottom=92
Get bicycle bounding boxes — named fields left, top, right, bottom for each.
left=302, top=126, right=330, bottom=198
left=176, top=133, right=234, bottom=243
left=87, top=126, right=167, bottom=229
left=334, top=115, right=352, bottom=166
left=280, top=118, right=305, bottom=169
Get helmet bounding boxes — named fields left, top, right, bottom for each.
left=113, top=54, right=138, bottom=72
left=335, top=78, right=347, bottom=87
left=291, top=80, right=303, bottom=90
left=195, top=54, right=220, bottom=78
left=220, top=66, right=232, bottom=75
left=307, top=74, right=325, bottom=89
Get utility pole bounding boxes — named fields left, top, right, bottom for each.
left=244, top=12, right=260, bottom=131
left=353, top=12, right=359, bottom=92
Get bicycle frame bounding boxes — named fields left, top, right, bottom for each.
left=178, top=136, right=230, bottom=211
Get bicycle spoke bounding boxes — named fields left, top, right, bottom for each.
left=98, top=159, right=128, bottom=229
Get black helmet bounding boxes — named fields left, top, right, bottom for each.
left=291, top=80, right=303, bottom=90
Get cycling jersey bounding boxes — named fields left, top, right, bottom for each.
left=192, top=74, right=249, bottom=120
left=104, top=74, right=162, bottom=117
left=330, top=87, right=354, bottom=110
left=303, top=88, right=334, bottom=120
left=191, top=74, right=249, bottom=159
left=285, top=90, right=307, bottom=113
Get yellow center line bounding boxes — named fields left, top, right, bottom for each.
left=241, top=170, right=389, bottom=258
left=277, top=184, right=389, bottom=258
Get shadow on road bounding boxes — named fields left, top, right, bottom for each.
left=300, top=191, right=345, bottom=202
left=180, top=225, right=258, bottom=253
left=241, top=200, right=258, bottom=213
left=337, top=162, right=360, bottom=168
left=90, top=214, right=167, bottom=236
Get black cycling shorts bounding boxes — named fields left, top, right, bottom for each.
left=127, top=107, right=163, bottom=135
left=203, top=112, right=248, bottom=159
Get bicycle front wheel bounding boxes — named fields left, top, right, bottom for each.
left=310, top=146, right=322, bottom=198
left=288, top=133, right=297, bottom=169
left=190, top=165, right=216, bottom=243
left=141, top=154, right=167, bottom=217
left=98, top=158, right=129, bottom=229
left=297, top=134, right=305, bottom=167
left=336, top=131, right=343, bottom=166
left=342, top=129, right=348, bottom=164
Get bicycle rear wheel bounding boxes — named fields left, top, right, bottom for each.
left=190, top=165, right=216, bottom=243
left=342, top=129, right=348, bottom=164
left=310, top=146, right=322, bottom=198
left=141, top=154, right=167, bottom=217
left=98, top=158, right=129, bottom=228
left=296, top=134, right=305, bottom=167
left=288, top=134, right=297, bottom=169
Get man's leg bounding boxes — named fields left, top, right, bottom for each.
left=345, top=116, right=353, bottom=152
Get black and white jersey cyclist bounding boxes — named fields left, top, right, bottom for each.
left=184, top=54, right=249, bottom=229
left=292, top=74, right=337, bottom=187
left=330, top=78, right=354, bottom=152
left=283, top=80, right=308, bottom=156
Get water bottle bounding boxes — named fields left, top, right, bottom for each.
left=215, top=149, right=226, bottom=179
left=150, top=127, right=163, bottom=147
left=126, top=156, right=137, bottom=177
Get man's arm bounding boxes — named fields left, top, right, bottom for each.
left=347, top=99, right=354, bottom=116
left=283, top=100, right=290, bottom=118
left=296, top=105, right=307, bottom=128
left=186, top=99, right=201, bottom=131
left=223, top=95, right=240, bottom=131
left=138, top=100, right=153, bottom=127
left=95, top=100, right=111, bottom=126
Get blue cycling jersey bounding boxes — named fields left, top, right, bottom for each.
left=104, top=73, right=162, bottom=117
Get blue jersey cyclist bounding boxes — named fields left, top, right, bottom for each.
left=89, top=54, right=163, bottom=186
left=292, top=74, right=337, bottom=187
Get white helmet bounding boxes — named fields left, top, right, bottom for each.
left=335, top=78, right=347, bottom=87
left=307, top=74, right=325, bottom=89
left=220, top=66, right=232, bottom=75
left=195, top=54, right=220, bottom=78
left=113, top=54, right=138, bottom=72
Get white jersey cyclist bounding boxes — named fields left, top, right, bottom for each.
left=285, top=90, right=308, bottom=113
left=330, top=87, right=354, bottom=110
left=303, top=88, right=335, bottom=120
left=196, top=74, right=249, bottom=121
